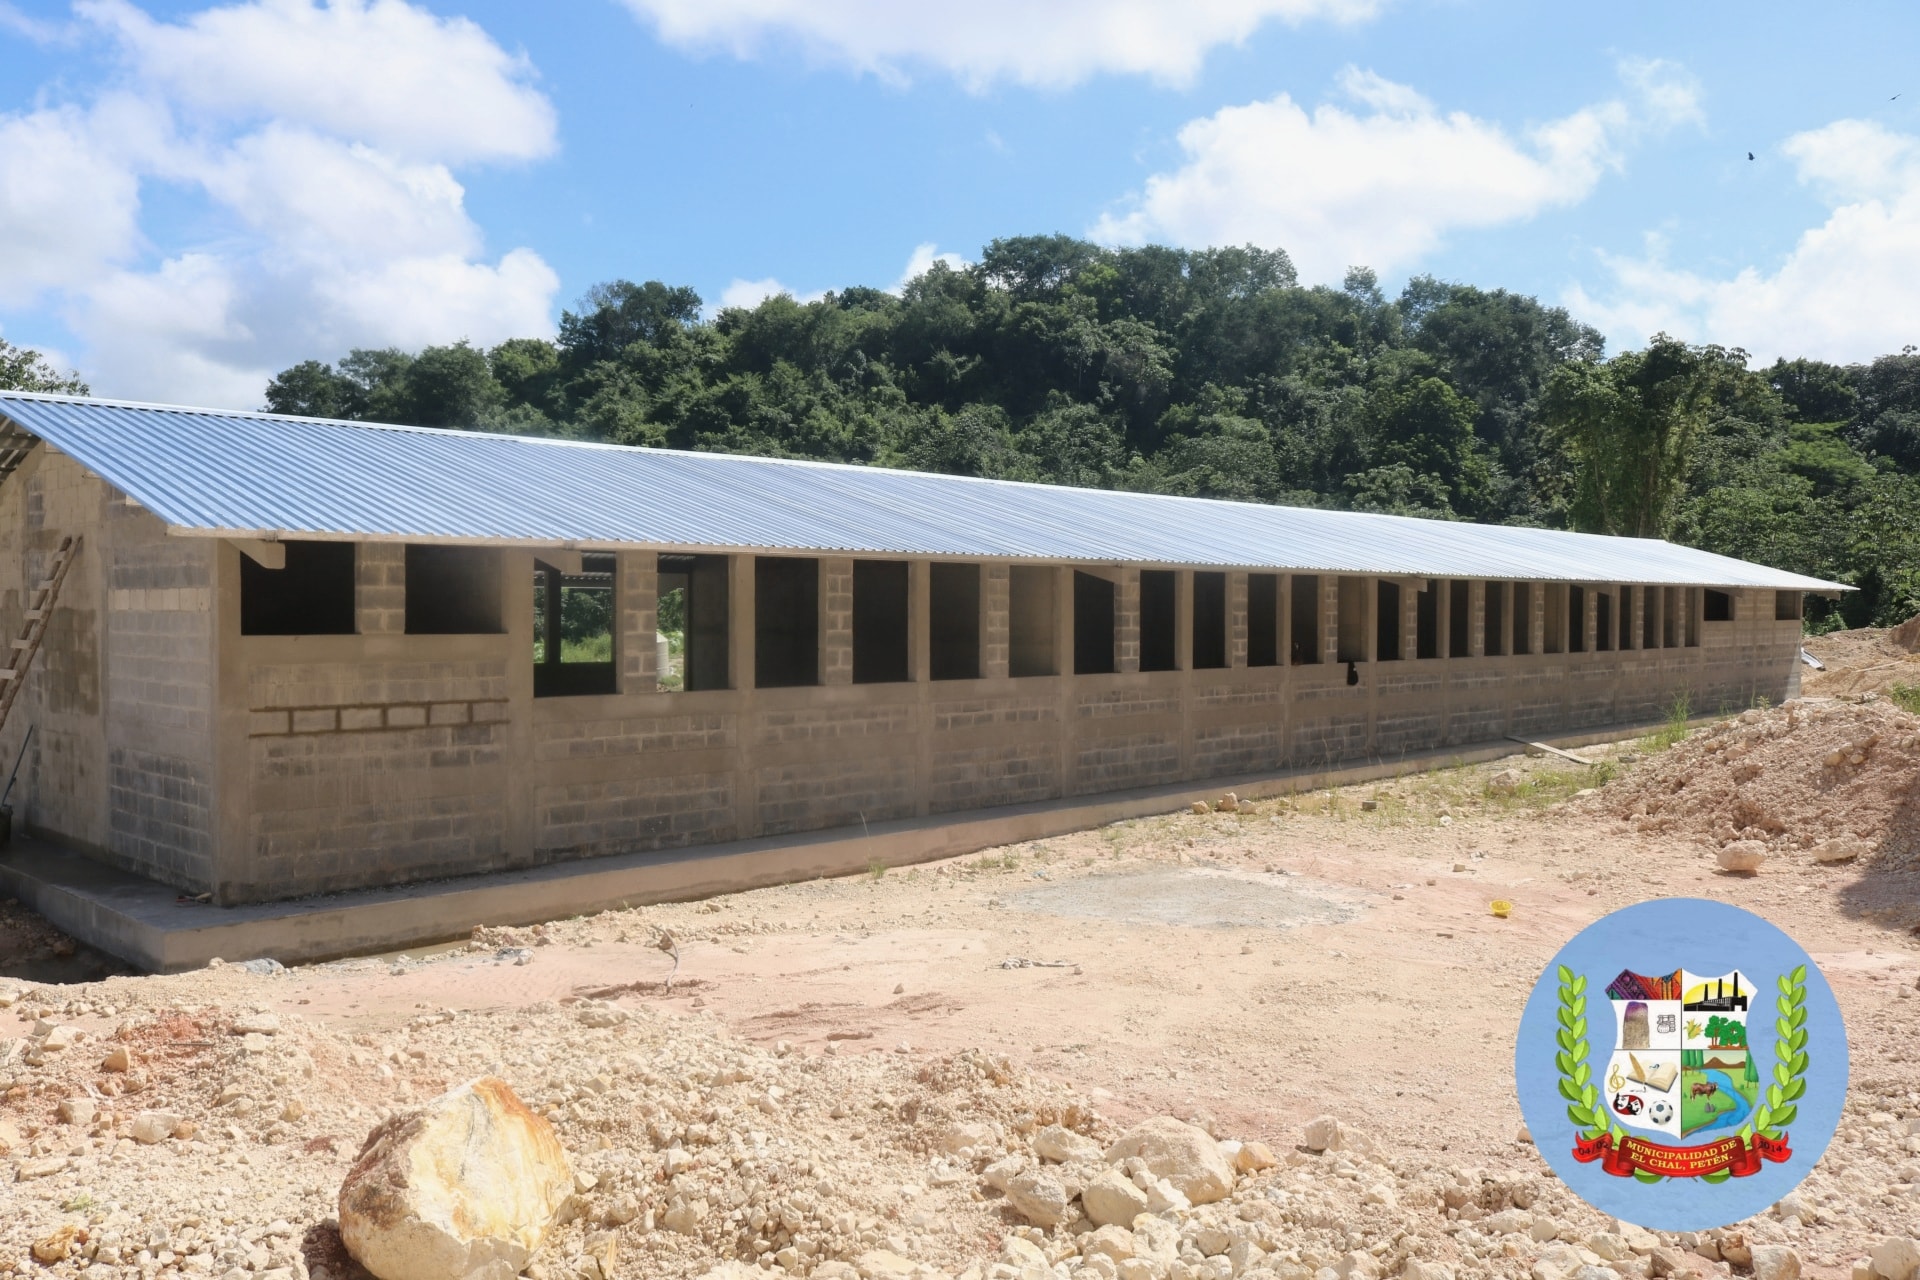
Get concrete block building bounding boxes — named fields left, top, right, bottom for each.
left=0, top=391, right=1842, bottom=907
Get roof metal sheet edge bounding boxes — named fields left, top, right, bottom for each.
left=0, top=390, right=1852, bottom=593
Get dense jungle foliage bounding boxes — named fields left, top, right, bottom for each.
left=23, top=236, right=1920, bottom=630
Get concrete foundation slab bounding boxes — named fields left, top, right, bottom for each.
left=1, top=717, right=1688, bottom=974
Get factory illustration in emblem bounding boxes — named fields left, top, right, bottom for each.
left=1603, top=968, right=1761, bottom=1141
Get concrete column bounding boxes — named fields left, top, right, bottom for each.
left=1401, top=580, right=1420, bottom=660
left=1583, top=586, right=1599, bottom=654
left=1320, top=575, right=1339, bottom=666
left=820, top=557, right=853, bottom=685
left=1649, top=586, right=1664, bottom=650
left=982, top=564, right=1010, bottom=678
left=1053, top=565, right=1075, bottom=677
left=1361, top=577, right=1378, bottom=661
left=730, top=555, right=755, bottom=690
left=908, top=560, right=930, bottom=682
left=1531, top=584, right=1546, bottom=656
left=1436, top=579, right=1453, bottom=658
left=1627, top=586, right=1643, bottom=651
left=1278, top=573, right=1293, bottom=666
left=1115, top=567, right=1140, bottom=674
left=1470, top=581, right=1486, bottom=657
left=1174, top=570, right=1193, bottom=670
left=617, top=550, right=657, bottom=691
left=1228, top=572, right=1248, bottom=667
left=356, top=542, right=405, bottom=635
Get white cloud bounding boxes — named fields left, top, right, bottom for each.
left=1, top=0, right=563, bottom=407
left=716, top=277, right=826, bottom=311
left=1094, top=62, right=1695, bottom=283
left=894, top=242, right=968, bottom=291
left=619, top=0, right=1378, bottom=90
left=0, top=101, right=146, bottom=306
left=1568, top=120, right=1920, bottom=364
left=77, top=0, right=556, bottom=162
left=715, top=243, right=971, bottom=313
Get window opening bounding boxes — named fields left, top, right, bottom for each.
left=1484, top=581, right=1505, bottom=657
left=1618, top=586, right=1635, bottom=650
left=1596, top=592, right=1614, bottom=652
left=241, top=541, right=356, bottom=636
left=1376, top=579, right=1400, bottom=660
left=929, top=562, right=980, bottom=680
left=1247, top=574, right=1278, bottom=667
left=1643, top=587, right=1661, bottom=649
left=1569, top=586, right=1587, bottom=653
left=1663, top=586, right=1679, bottom=649
left=1140, top=570, right=1177, bottom=671
left=1192, top=571, right=1227, bottom=669
left=755, top=557, right=819, bottom=688
left=1416, top=579, right=1439, bottom=659
left=1290, top=575, right=1320, bottom=664
left=1073, top=572, right=1116, bottom=675
left=1775, top=590, right=1801, bottom=622
left=405, top=545, right=502, bottom=635
left=1336, top=576, right=1367, bottom=665
left=853, top=560, right=909, bottom=684
left=1704, top=589, right=1733, bottom=622
left=1511, top=582, right=1531, bottom=655
left=1008, top=565, right=1056, bottom=677
left=657, top=554, right=729, bottom=691
left=534, top=552, right=616, bottom=697
left=1448, top=579, right=1471, bottom=657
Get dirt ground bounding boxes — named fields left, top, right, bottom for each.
left=4, top=661, right=1920, bottom=1280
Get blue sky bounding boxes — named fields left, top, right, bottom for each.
left=3, top=0, right=1918, bottom=407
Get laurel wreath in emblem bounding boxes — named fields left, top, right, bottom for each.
left=1553, top=962, right=1810, bottom=1185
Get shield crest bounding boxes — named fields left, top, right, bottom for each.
left=1603, top=968, right=1756, bottom=1140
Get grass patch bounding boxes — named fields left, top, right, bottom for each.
left=866, top=859, right=887, bottom=880
left=1640, top=694, right=1694, bottom=754
left=1890, top=682, right=1920, bottom=715
left=1486, top=761, right=1618, bottom=809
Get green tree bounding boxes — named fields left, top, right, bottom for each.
left=1543, top=336, right=1735, bottom=538
left=0, top=339, right=88, bottom=395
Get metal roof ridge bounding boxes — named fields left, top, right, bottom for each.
left=0, top=391, right=1689, bottom=543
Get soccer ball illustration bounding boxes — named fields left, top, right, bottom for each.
left=1648, top=1099, right=1674, bottom=1125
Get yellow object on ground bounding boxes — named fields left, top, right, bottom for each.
left=1490, top=900, right=1513, bottom=918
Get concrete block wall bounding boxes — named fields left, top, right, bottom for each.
left=0, top=452, right=1814, bottom=905
left=0, top=448, right=219, bottom=892
left=236, top=643, right=511, bottom=899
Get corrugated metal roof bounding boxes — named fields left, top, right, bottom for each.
left=0, top=390, right=1847, bottom=590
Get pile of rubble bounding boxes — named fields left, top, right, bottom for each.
left=1597, top=697, right=1920, bottom=871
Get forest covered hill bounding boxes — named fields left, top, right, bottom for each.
left=12, top=235, right=1920, bottom=629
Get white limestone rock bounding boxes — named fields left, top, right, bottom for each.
left=337, top=1077, right=574, bottom=1280
left=1870, top=1238, right=1920, bottom=1280
left=1103, top=1116, right=1235, bottom=1205
left=1080, top=1169, right=1151, bottom=1227
left=1034, top=1125, right=1104, bottom=1164
left=1716, top=841, right=1768, bottom=873
left=1750, top=1245, right=1801, bottom=1280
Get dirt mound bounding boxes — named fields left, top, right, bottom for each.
left=1600, top=696, right=1920, bottom=867
left=1801, top=617, right=1920, bottom=697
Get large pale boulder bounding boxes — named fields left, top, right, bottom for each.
left=338, top=1077, right=574, bottom=1280
left=1103, top=1116, right=1234, bottom=1205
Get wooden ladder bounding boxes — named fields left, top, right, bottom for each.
left=0, top=535, right=81, bottom=736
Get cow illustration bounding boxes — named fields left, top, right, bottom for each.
left=1689, top=1080, right=1719, bottom=1099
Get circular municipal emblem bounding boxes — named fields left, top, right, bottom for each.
left=1514, top=898, right=1847, bottom=1231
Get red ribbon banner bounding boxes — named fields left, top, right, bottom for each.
left=1571, top=1132, right=1791, bottom=1178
